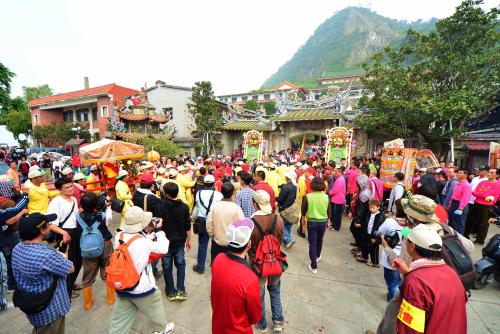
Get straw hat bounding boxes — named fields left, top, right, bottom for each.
left=122, top=206, right=153, bottom=233
left=401, top=195, right=440, bottom=224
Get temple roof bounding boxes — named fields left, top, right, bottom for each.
left=119, top=113, right=168, bottom=123
left=223, top=119, right=272, bottom=131
left=271, top=109, right=339, bottom=122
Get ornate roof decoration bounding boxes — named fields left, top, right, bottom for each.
left=223, top=119, right=273, bottom=131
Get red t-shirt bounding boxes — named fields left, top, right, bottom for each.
left=397, top=263, right=467, bottom=334
left=211, top=253, right=262, bottom=334
left=434, top=204, right=448, bottom=224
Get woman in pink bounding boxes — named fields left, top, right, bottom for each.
left=329, top=168, right=346, bottom=231
left=72, top=172, right=87, bottom=207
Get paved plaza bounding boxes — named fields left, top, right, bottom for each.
left=3, top=217, right=500, bottom=334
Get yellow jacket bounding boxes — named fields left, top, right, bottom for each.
left=298, top=174, right=307, bottom=200
left=176, top=173, right=196, bottom=210
left=115, top=179, right=133, bottom=226
left=276, top=165, right=293, bottom=186
left=27, top=183, right=59, bottom=214
left=86, top=173, right=101, bottom=194
left=266, top=170, right=280, bottom=196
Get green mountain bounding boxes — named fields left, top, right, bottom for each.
left=262, top=7, right=436, bottom=88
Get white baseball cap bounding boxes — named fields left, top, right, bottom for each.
left=28, top=169, right=46, bottom=179
left=204, top=174, right=215, bottom=183
left=62, top=167, right=73, bottom=176
left=407, top=224, right=442, bottom=251
left=226, top=218, right=255, bottom=248
left=169, top=169, right=178, bottom=177
left=73, top=172, right=86, bottom=181
left=117, top=170, right=129, bottom=179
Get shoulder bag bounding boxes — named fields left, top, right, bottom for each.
left=193, top=190, right=215, bottom=235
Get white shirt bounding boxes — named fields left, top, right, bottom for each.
left=469, top=176, right=488, bottom=204
left=114, top=231, right=169, bottom=295
left=196, top=188, right=223, bottom=218
left=47, top=196, right=78, bottom=229
left=367, top=213, right=377, bottom=234
left=377, top=217, right=403, bottom=269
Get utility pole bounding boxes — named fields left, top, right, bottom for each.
left=449, top=119, right=455, bottom=163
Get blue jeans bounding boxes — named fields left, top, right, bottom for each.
left=307, top=222, right=327, bottom=269
left=162, top=245, right=186, bottom=294
left=449, top=200, right=467, bottom=234
left=0, top=252, right=7, bottom=309
left=383, top=267, right=401, bottom=300
left=257, top=276, right=284, bottom=329
left=2, top=230, right=20, bottom=289
left=283, top=220, right=293, bottom=244
left=195, top=231, right=209, bottom=272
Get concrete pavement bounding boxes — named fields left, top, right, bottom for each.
left=3, top=217, right=500, bottom=334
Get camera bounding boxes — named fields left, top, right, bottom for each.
left=375, top=230, right=400, bottom=248
left=97, top=191, right=108, bottom=212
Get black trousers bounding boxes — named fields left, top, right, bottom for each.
left=349, top=221, right=363, bottom=247
left=330, top=203, right=344, bottom=231
left=464, top=203, right=491, bottom=243
left=59, top=228, right=82, bottom=294
left=361, top=233, right=380, bottom=264
left=210, top=240, right=228, bottom=266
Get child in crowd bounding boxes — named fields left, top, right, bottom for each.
left=357, top=200, right=385, bottom=267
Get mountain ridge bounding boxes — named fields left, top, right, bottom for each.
left=262, top=7, right=436, bottom=88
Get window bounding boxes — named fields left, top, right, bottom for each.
left=242, top=96, right=248, bottom=102
left=252, top=95, right=258, bottom=101
left=77, top=109, right=89, bottom=122
left=231, top=97, right=237, bottom=103
left=101, top=105, right=108, bottom=117
left=63, top=111, right=74, bottom=123
left=92, top=107, right=98, bottom=121
left=33, top=114, right=39, bottom=124
left=264, top=94, right=270, bottom=101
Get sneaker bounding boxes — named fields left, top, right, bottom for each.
left=192, top=265, right=205, bottom=274
left=0, top=302, right=14, bottom=313
left=254, top=325, right=268, bottom=333
left=316, top=256, right=322, bottom=263
left=166, top=292, right=177, bottom=302
left=176, top=290, right=188, bottom=301
left=153, top=322, right=175, bottom=334
left=308, top=264, right=317, bottom=274
left=273, top=321, right=285, bottom=332
left=285, top=240, right=295, bottom=249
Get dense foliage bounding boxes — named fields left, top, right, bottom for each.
left=123, top=134, right=182, bottom=158
left=187, top=81, right=222, bottom=153
left=32, top=121, right=90, bottom=147
left=359, top=0, right=499, bottom=157
left=243, top=99, right=259, bottom=111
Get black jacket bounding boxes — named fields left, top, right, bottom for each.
left=132, top=190, right=162, bottom=216
left=154, top=198, right=191, bottom=250
left=363, top=210, right=386, bottom=237
left=77, top=211, right=113, bottom=241
left=276, top=183, right=297, bottom=211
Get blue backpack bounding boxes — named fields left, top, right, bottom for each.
left=76, top=213, right=104, bottom=259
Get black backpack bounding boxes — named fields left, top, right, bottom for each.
left=440, top=225, right=476, bottom=291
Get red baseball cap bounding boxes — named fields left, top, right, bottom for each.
left=141, top=172, right=154, bottom=184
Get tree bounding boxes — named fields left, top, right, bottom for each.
left=0, top=62, right=15, bottom=110
left=263, top=100, right=276, bottom=115
left=23, top=84, right=53, bottom=103
left=32, top=121, right=80, bottom=147
left=0, top=84, right=54, bottom=140
left=244, top=99, right=259, bottom=111
left=187, top=81, right=223, bottom=153
left=358, top=0, right=499, bottom=157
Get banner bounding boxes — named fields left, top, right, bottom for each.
left=380, top=148, right=417, bottom=190
left=490, top=142, right=500, bottom=169
left=243, top=130, right=263, bottom=162
left=325, top=127, right=353, bottom=165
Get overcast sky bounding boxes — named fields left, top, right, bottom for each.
left=0, top=0, right=496, bottom=145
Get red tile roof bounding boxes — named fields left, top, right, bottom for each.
left=28, top=84, right=139, bottom=107
left=465, top=141, right=490, bottom=151
left=119, top=114, right=149, bottom=121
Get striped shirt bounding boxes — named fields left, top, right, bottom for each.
left=236, top=187, right=255, bottom=218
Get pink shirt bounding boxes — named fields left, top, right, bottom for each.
left=473, top=180, right=500, bottom=206
left=346, top=168, right=360, bottom=195
left=329, top=175, right=346, bottom=205
left=451, top=180, right=471, bottom=210
left=370, top=177, right=384, bottom=201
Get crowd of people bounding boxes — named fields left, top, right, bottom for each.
left=0, top=148, right=499, bottom=334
